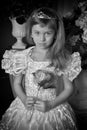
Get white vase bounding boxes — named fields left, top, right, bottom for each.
left=10, top=18, right=26, bottom=49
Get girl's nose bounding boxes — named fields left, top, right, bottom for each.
left=40, top=34, right=45, bottom=41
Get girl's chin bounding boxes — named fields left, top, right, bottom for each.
left=36, top=45, right=46, bottom=49
left=36, top=44, right=49, bottom=49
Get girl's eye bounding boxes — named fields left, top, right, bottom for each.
left=46, top=32, right=53, bottom=35
left=35, top=31, right=40, bottom=35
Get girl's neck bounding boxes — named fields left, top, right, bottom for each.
left=34, top=46, right=48, bottom=54
left=31, top=46, right=50, bottom=62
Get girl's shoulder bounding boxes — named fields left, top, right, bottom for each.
left=1, top=46, right=34, bottom=76
left=57, top=52, right=82, bottom=81
left=2, top=46, right=34, bottom=59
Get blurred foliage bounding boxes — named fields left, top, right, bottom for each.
left=63, top=0, right=87, bottom=69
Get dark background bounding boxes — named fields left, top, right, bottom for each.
left=0, top=0, right=79, bottom=119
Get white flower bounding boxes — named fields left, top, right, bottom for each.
left=75, top=11, right=87, bottom=30
left=82, top=30, right=87, bottom=43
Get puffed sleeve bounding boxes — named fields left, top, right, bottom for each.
left=1, top=49, right=28, bottom=76
left=56, top=52, right=82, bottom=81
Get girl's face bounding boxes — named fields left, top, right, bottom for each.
left=31, top=24, right=55, bottom=49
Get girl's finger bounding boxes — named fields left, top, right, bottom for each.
left=35, top=100, right=43, bottom=104
left=27, top=97, right=34, bottom=100
left=34, top=103, right=42, bottom=108
left=34, top=104, right=45, bottom=112
left=34, top=104, right=42, bottom=110
left=27, top=106, right=33, bottom=110
left=35, top=100, right=40, bottom=104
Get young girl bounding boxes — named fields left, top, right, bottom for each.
left=0, top=7, right=81, bottom=130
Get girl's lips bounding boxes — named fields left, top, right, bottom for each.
left=38, top=42, right=46, bottom=44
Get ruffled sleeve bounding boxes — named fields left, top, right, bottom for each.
left=56, top=52, right=82, bottom=81
left=1, top=49, right=28, bottom=76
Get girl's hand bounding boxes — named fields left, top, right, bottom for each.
left=34, top=99, right=53, bottom=112
left=25, top=96, right=35, bottom=110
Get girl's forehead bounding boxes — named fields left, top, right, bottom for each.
left=32, top=24, right=54, bottom=31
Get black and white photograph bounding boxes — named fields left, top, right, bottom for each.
left=0, top=0, right=87, bottom=130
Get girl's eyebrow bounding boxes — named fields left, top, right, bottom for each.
left=32, top=29, right=40, bottom=31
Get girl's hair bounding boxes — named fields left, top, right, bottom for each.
left=26, top=7, right=71, bottom=70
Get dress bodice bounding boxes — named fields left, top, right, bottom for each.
left=1, top=46, right=82, bottom=101
left=25, top=51, right=56, bottom=101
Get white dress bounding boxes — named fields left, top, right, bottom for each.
left=0, top=46, right=81, bottom=130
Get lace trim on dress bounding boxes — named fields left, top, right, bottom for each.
left=56, top=52, right=82, bottom=81
left=1, top=49, right=29, bottom=75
